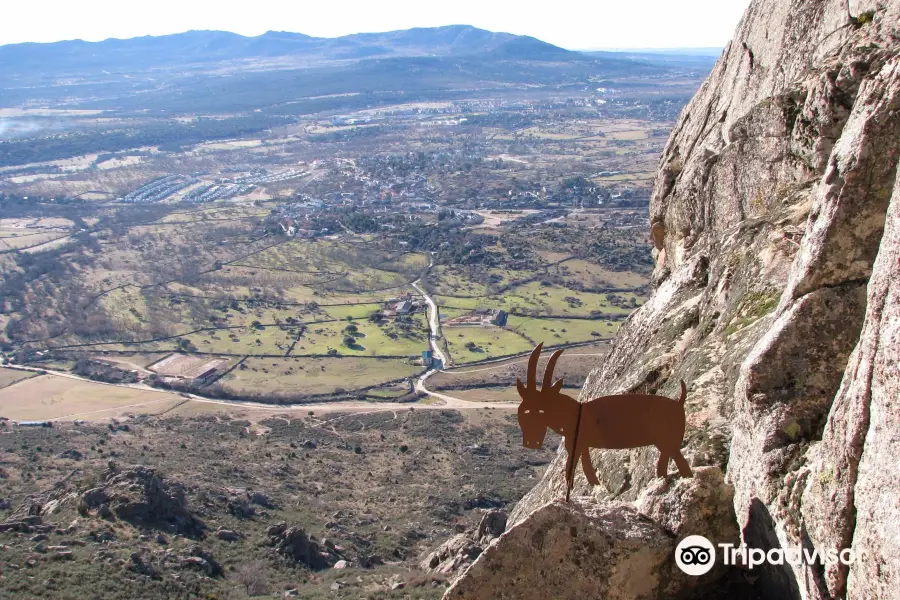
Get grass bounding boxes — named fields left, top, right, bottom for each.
left=217, top=357, right=421, bottom=396
left=555, top=259, right=647, bottom=289
left=295, top=315, right=430, bottom=357
left=444, top=327, right=535, bottom=364
left=323, top=303, right=386, bottom=321
left=0, top=367, right=37, bottom=389
left=506, top=316, right=617, bottom=345
left=0, top=374, right=182, bottom=421
left=724, top=289, right=781, bottom=336
left=189, top=325, right=297, bottom=355
left=0, top=231, right=63, bottom=249
left=437, top=281, right=643, bottom=318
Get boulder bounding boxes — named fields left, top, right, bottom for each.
left=475, top=510, right=506, bottom=540
left=420, top=510, right=508, bottom=576
left=444, top=500, right=702, bottom=600
left=78, top=465, right=204, bottom=537
left=635, top=466, right=739, bottom=545
left=56, top=449, right=83, bottom=460
left=249, top=491, right=275, bottom=509
left=216, top=529, right=240, bottom=542
left=267, top=523, right=337, bottom=569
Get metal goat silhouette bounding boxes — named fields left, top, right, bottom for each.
left=516, top=343, right=692, bottom=501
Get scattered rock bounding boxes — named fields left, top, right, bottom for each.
left=421, top=510, right=508, bottom=576
left=249, top=491, right=275, bottom=508
left=78, top=465, right=205, bottom=537
left=333, top=559, right=350, bottom=569
left=475, top=510, right=507, bottom=541
left=56, top=449, right=83, bottom=460
left=359, top=554, right=384, bottom=568
left=216, top=529, right=240, bottom=542
left=227, top=496, right=255, bottom=519
left=267, top=522, right=339, bottom=569
left=180, top=546, right=223, bottom=577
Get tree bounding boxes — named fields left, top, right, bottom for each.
left=344, top=336, right=357, bottom=347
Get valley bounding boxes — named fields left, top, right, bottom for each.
left=0, top=24, right=715, bottom=599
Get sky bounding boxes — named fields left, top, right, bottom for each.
left=1, top=0, right=752, bottom=49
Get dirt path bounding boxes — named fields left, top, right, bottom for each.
left=440, top=352, right=608, bottom=375
left=2, top=364, right=504, bottom=421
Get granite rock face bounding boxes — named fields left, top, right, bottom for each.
left=421, top=510, right=508, bottom=575
left=443, top=501, right=697, bottom=600
left=635, top=466, right=738, bottom=546
left=497, top=1, right=900, bottom=599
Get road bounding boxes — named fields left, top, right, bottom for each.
left=409, top=256, right=474, bottom=405
left=2, top=254, right=539, bottom=421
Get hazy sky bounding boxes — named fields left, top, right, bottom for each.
left=2, top=0, right=751, bottom=49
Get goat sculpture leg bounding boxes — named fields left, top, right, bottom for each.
left=655, top=447, right=669, bottom=477
left=673, top=450, right=693, bottom=478
left=581, top=449, right=600, bottom=486
left=563, top=436, right=578, bottom=501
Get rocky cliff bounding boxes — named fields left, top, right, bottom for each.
left=450, top=1, right=900, bottom=599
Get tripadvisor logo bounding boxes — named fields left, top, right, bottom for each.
left=675, top=535, right=863, bottom=576
left=675, top=535, right=716, bottom=576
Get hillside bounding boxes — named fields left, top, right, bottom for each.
left=0, top=26, right=684, bottom=115
left=0, top=26, right=582, bottom=80
left=445, top=0, right=900, bottom=599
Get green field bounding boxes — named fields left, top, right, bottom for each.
left=216, top=356, right=421, bottom=396
left=444, top=326, right=535, bottom=364
left=506, top=316, right=618, bottom=345
left=296, top=315, right=430, bottom=357
left=436, top=279, right=643, bottom=318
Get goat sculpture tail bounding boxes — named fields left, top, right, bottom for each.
left=679, top=380, right=687, bottom=405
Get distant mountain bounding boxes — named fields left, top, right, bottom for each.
left=0, top=26, right=704, bottom=115
left=583, top=47, right=723, bottom=56
left=0, top=25, right=576, bottom=78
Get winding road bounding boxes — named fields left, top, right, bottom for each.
left=410, top=256, right=475, bottom=405
left=2, top=255, right=579, bottom=420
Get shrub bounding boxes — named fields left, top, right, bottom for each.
left=854, top=10, right=875, bottom=25
left=234, top=560, right=269, bottom=596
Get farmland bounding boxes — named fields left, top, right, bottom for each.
left=0, top=45, right=680, bottom=411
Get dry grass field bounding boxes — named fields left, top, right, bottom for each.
left=0, top=367, right=37, bottom=389
left=0, top=375, right=184, bottom=421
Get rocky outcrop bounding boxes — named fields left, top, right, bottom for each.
left=266, top=522, right=341, bottom=569
left=498, top=1, right=900, bottom=599
left=421, top=510, right=507, bottom=575
left=78, top=463, right=205, bottom=537
left=445, top=501, right=699, bottom=600
left=635, top=467, right=738, bottom=546
left=802, top=162, right=900, bottom=599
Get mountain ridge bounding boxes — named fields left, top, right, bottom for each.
left=0, top=25, right=580, bottom=76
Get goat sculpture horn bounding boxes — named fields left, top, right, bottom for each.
left=542, top=349, right=563, bottom=391
left=526, top=342, right=543, bottom=391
